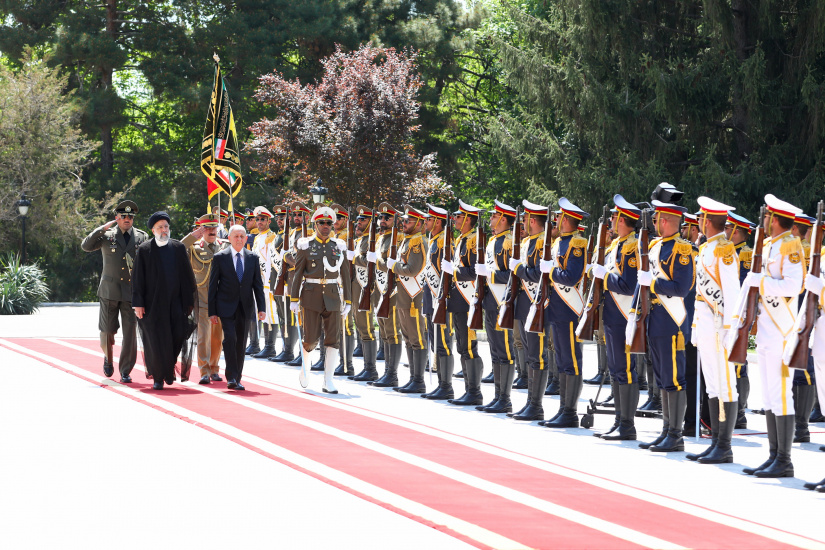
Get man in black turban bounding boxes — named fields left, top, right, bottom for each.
left=132, top=212, right=197, bottom=389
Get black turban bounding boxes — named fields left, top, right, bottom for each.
left=147, top=211, right=171, bottom=231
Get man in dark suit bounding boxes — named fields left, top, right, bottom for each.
left=208, top=224, right=266, bottom=391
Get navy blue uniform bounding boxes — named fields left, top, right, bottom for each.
left=514, top=234, right=548, bottom=370
left=602, top=234, right=639, bottom=384
left=734, top=241, right=752, bottom=378
left=546, top=232, right=587, bottom=375
left=481, top=231, right=515, bottom=365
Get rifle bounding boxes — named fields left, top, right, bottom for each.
left=786, top=200, right=824, bottom=369
left=358, top=203, right=376, bottom=312
left=376, top=212, right=398, bottom=319
left=347, top=208, right=355, bottom=281
left=582, top=225, right=596, bottom=297
left=432, top=215, right=453, bottom=325
left=628, top=209, right=650, bottom=354
left=273, top=208, right=290, bottom=296
left=497, top=208, right=522, bottom=330
left=527, top=206, right=554, bottom=333
left=727, top=206, right=766, bottom=364
left=577, top=205, right=609, bottom=341
left=468, top=217, right=487, bottom=330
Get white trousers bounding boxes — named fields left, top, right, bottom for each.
left=695, top=305, right=738, bottom=402
left=756, top=315, right=795, bottom=415
left=812, top=314, right=825, bottom=411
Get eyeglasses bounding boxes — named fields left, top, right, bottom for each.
left=256, top=216, right=270, bottom=221
left=119, top=214, right=135, bottom=219
left=315, top=220, right=333, bottom=226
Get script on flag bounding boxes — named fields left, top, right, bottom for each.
left=201, top=59, right=243, bottom=198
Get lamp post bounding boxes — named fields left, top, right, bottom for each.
left=16, top=193, right=31, bottom=264
left=310, top=178, right=328, bottom=205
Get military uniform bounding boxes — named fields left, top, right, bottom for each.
left=268, top=205, right=289, bottom=360
left=181, top=215, right=229, bottom=382
left=422, top=205, right=456, bottom=400
left=370, top=203, right=404, bottom=387
left=290, top=205, right=351, bottom=394
left=350, top=205, right=379, bottom=381
left=251, top=206, right=280, bottom=358
left=728, top=211, right=755, bottom=428
left=791, top=217, right=817, bottom=443
left=81, top=201, right=148, bottom=381
left=332, top=204, right=356, bottom=377
left=279, top=203, right=314, bottom=367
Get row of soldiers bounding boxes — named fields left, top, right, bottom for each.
left=180, top=186, right=825, bottom=489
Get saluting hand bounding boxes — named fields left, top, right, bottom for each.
left=105, top=219, right=117, bottom=230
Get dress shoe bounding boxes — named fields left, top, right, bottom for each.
left=234, top=382, right=245, bottom=391
left=227, top=380, right=238, bottom=389
left=269, top=350, right=294, bottom=363
left=803, top=477, right=825, bottom=490
left=211, top=373, right=223, bottom=382
left=152, top=381, right=163, bottom=390
left=481, top=371, right=495, bottom=384
left=120, top=375, right=132, bottom=384
left=103, top=360, right=114, bottom=378
left=164, top=377, right=174, bottom=386
left=512, top=374, right=528, bottom=390
left=285, top=356, right=303, bottom=367
left=199, top=375, right=211, bottom=385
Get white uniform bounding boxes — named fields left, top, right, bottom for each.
left=810, top=249, right=825, bottom=412
left=694, top=233, right=741, bottom=402
left=756, top=231, right=805, bottom=415
left=253, top=229, right=279, bottom=326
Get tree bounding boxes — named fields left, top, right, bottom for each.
left=249, top=45, right=452, bottom=207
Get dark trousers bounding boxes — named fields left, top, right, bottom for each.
left=518, top=319, right=547, bottom=370
left=428, top=315, right=453, bottom=357
left=604, top=322, right=636, bottom=384
left=484, top=308, right=514, bottom=364
left=221, top=302, right=248, bottom=383
left=551, top=321, right=583, bottom=376
left=452, top=311, right=479, bottom=361
left=649, top=334, right=686, bottom=392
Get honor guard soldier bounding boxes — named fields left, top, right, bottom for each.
left=388, top=206, right=429, bottom=393
left=280, top=202, right=313, bottom=367
left=368, top=203, right=404, bottom=387
left=268, top=205, right=289, bottom=360
left=685, top=197, right=742, bottom=463
left=442, top=200, right=485, bottom=405
left=349, top=206, right=380, bottom=381
left=421, top=204, right=457, bottom=399
left=538, top=198, right=589, bottom=428
left=590, top=195, right=640, bottom=439
left=332, top=204, right=356, bottom=377
left=682, top=213, right=700, bottom=244
left=742, top=195, right=804, bottom=477
left=244, top=207, right=263, bottom=356
left=182, top=214, right=229, bottom=384
left=213, top=207, right=229, bottom=239
left=508, top=200, right=550, bottom=420
left=251, top=206, right=280, bottom=359
left=725, top=212, right=755, bottom=428
left=803, top=239, right=825, bottom=490
left=475, top=200, right=517, bottom=413
left=81, top=200, right=148, bottom=383
left=244, top=209, right=257, bottom=241
left=636, top=198, right=696, bottom=452
left=791, top=213, right=817, bottom=442
left=290, top=205, right=352, bottom=393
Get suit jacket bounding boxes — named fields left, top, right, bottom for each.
left=81, top=223, right=149, bottom=301
left=208, top=247, right=266, bottom=319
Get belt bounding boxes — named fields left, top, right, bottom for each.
left=306, top=278, right=338, bottom=285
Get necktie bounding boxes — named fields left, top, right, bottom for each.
left=123, top=230, right=130, bottom=246
left=235, top=252, right=244, bottom=282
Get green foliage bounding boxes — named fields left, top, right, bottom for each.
left=0, top=254, right=50, bottom=315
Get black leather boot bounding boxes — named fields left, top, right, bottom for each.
left=513, top=348, right=528, bottom=389
left=486, top=362, right=514, bottom=413
left=735, top=376, right=749, bottom=428
left=699, top=401, right=737, bottom=464
left=481, top=365, right=495, bottom=384
left=449, top=358, right=484, bottom=405
left=640, top=390, right=669, bottom=449
left=651, top=391, right=686, bottom=452
left=253, top=324, right=277, bottom=358
left=245, top=320, right=261, bottom=355
left=603, top=383, right=639, bottom=441
left=595, top=381, right=621, bottom=437
left=353, top=337, right=364, bottom=358
left=311, top=339, right=326, bottom=371
left=755, top=414, right=795, bottom=478
left=545, top=351, right=559, bottom=395
left=811, top=395, right=825, bottom=422
left=744, top=410, right=777, bottom=475
left=478, top=363, right=500, bottom=410
left=687, top=397, right=719, bottom=461
left=794, top=384, right=815, bottom=443
left=370, top=343, right=400, bottom=387
left=585, top=343, right=608, bottom=385
left=335, top=333, right=355, bottom=376
left=425, top=355, right=455, bottom=400
left=543, top=373, right=581, bottom=428
left=270, top=323, right=296, bottom=362
left=394, top=345, right=416, bottom=392
left=538, top=371, right=566, bottom=426
left=376, top=341, right=385, bottom=361
left=397, top=348, right=428, bottom=393
left=513, top=368, right=548, bottom=421
left=509, top=366, right=534, bottom=418
left=351, top=339, right=379, bottom=381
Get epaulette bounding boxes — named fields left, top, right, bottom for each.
left=408, top=233, right=423, bottom=247
left=673, top=239, right=694, bottom=257
left=396, top=233, right=404, bottom=245
left=466, top=233, right=477, bottom=250
left=297, top=237, right=311, bottom=250
left=570, top=236, right=588, bottom=249
left=621, top=236, right=638, bottom=256
left=435, top=233, right=445, bottom=249
left=265, top=232, right=277, bottom=244
left=802, top=240, right=811, bottom=260
left=537, top=237, right=544, bottom=250
left=334, top=238, right=347, bottom=251
left=650, top=237, right=663, bottom=248
left=713, top=240, right=736, bottom=259
left=336, top=230, right=348, bottom=241
left=779, top=235, right=803, bottom=257
left=502, top=237, right=513, bottom=252
left=739, top=249, right=753, bottom=264
left=822, top=245, right=825, bottom=256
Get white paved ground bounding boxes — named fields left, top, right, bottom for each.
left=1, top=306, right=823, bottom=549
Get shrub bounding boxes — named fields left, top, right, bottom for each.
left=0, top=253, right=50, bottom=315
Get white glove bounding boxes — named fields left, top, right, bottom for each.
left=591, top=264, right=608, bottom=280
left=387, top=258, right=397, bottom=270
left=508, top=258, right=520, bottom=271
left=346, top=250, right=356, bottom=261
left=637, top=270, right=653, bottom=287
left=290, top=301, right=300, bottom=313
left=744, top=272, right=763, bottom=288
left=474, top=263, right=491, bottom=277
left=539, top=259, right=555, bottom=274
left=804, top=273, right=824, bottom=295
left=366, top=251, right=377, bottom=263
left=690, top=325, right=698, bottom=346
left=341, top=304, right=351, bottom=317
left=441, top=260, right=455, bottom=274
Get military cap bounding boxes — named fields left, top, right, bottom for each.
left=401, top=205, right=426, bottom=221
left=311, top=206, right=336, bottom=223
left=114, top=200, right=138, bottom=215
left=697, top=196, right=734, bottom=217
left=427, top=204, right=447, bottom=220
left=682, top=213, right=699, bottom=227
left=331, top=203, right=349, bottom=219
left=556, top=197, right=589, bottom=220
left=455, top=199, right=482, bottom=217
left=291, top=201, right=310, bottom=215
left=795, top=213, right=816, bottom=227
left=613, top=194, right=641, bottom=220
left=489, top=199, right=517, bottom=218
left=522, top=199, right=548, bottom=216
left=197, top=214, right=220, bottom=227
left=652, top=200, right=688, bottom=216
left=376, top=202, right=398, bottom=218
left=244, top=209, right=255, bottom=219
left=765, top=194, right=802, bottom=219
left=726, top=212, right=755, bottom=233
left=253, top=206, right=273, bottom=218
left=272, top=204, right=288, bottom=216
left=356, top=205, right=373, bottom=219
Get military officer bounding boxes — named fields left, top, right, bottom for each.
left=441, top=200, right=485, bottom=406
left=742, top=195, right=805, bottom=478
left=802, top=236, right=825, bottom=490
left=290, top=206, right=352, bottom=394
left=790, top=213, right=817, bottom=442
left=635, top=197, right=695, bottom=452
left=244, top=209, right=257, bottom=242
left=332, top=204, right=356, bottom=377
left=538, top=198, right=589, bottom=428
left=474, top=200, right=517, bottom=413
left=725, top=211, right=755, bottom=428
left=685, top=197, right=741, bottom=464
left=280, top=202, right=313, bottom=367
left=682, top=213, right=701, bottom=245
left=421, top=204, right=456, bottom=399
left=367, top=203, right=404, bottom=387
left=81, top=200, right=148, bottom=382
left=589, top=195, right=640, bottom=440
left=251, top=206, right=280, bottom=359
left=349, top=205, right=380, bottom=382
left=386, top=206, right=429, bottom=393
left=181, top=214, right=229, bottom=384
left=268, top=205, right=289, bottom=360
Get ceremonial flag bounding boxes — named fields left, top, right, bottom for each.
left=201, top=57, right=243, bottom=199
